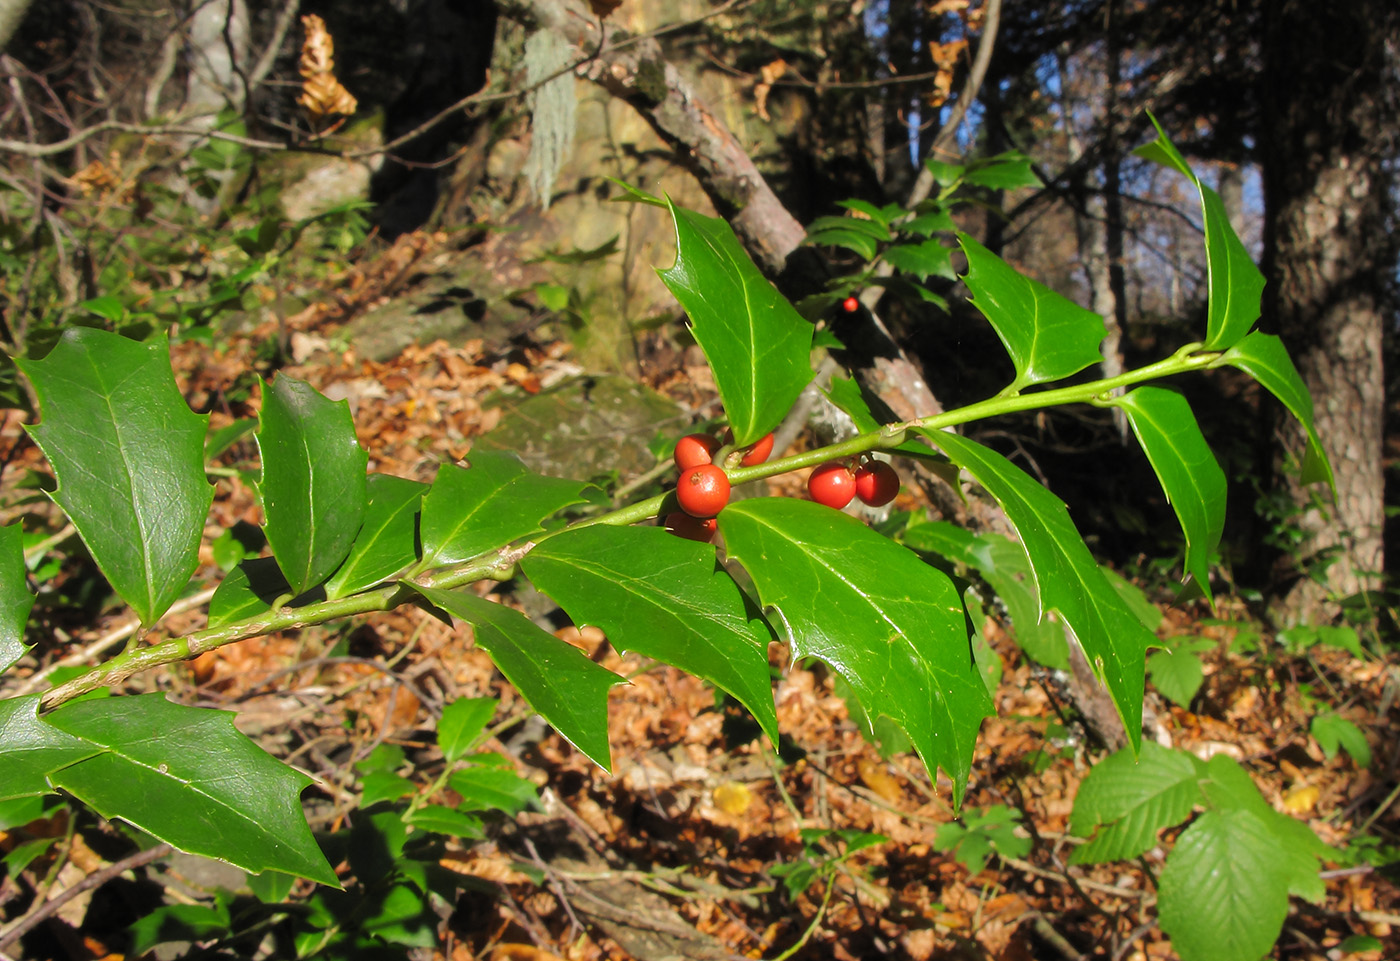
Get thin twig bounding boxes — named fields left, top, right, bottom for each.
left=0, top=843, right=173, bottom=952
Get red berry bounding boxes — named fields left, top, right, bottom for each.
left=664, top=511, right=717, bottom=543
left=808, top=461, right=855, bottom=509
left=674, top=432, right=720, bottom=470
left=854, top=460, right=900, bottom=507
left=677, top=463, right=731, bottom=517
left=722, top=429, right=775, bottom=467
left=842, top=296, right=859, bottom=313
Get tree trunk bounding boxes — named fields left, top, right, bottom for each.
left=1259, top=0, right=1395, bottom=615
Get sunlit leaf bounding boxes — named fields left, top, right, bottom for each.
left=919, top=429, right=1151, bottom=750
left=1, top=523, right=35, bottom=674
left=957, top=234, right=1106, bottom=394
left=1221, top=331, right=1334, bottom=490
left=523, top=524, right=779, bottom=745
left=323, top=474, right=426, bottom=599
left=1135, top=116, right=1264, bottom=351
left=0, top=695, right=100, bottom=801
left=206, top=557, right=288, bottom=628
left=257, top=376, right=368, bottom=595
left=44, top=694, right=338, bottom=885
left=19, top=327, right=214, bottom=625
left=721, top=498, right=992, bottom=804
left=419, top=453, right=589, bottom=568
left=1068, top=742, right=1200, bottom=863
left=659, top=199, right=813, bottom=444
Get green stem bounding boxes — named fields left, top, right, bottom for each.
left=35, top=346, right=1222, bottom=712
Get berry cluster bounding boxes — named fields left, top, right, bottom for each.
left=664, top=428, right=902, bottom=541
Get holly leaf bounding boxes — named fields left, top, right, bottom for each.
left=1135, top=116, right=1264, bottom=352
left=1116, top=387, right=1225, bottom=604
left=418, top=453, right=589, bottom=568
left=720, top=497, right=992, bottom=804
left=408, top=585, right=622, bottom=770
left=883, top=240, right=957, bottom=281
left=522, top=524, right=779, bottom=745
left=323, top=474, right=426, bottom=600
left=1, top=523, right=35, bottom=674
left=207, top=557, right=288, bottom=629
left=0, top=695, right=100, bottom=801
left=957, top=233, right=1106, bottom=394
left=43, top=693, right=338, bottom=885
left=659, top=199, right=814, bottom=444
left=1221, top=331, right=1334, bottom=491
left=919, top=429, right=1152, bottom=751
left=18, top=327, right=214, bottom=626
left=257, top=376, right=368, bottom=595
left=1068, top=742, right=1200, bottom=863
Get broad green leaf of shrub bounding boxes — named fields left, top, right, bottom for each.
left=658, top=199, right=813, bottom=445
left=207, top=556, right=288, bottom=628
left=405, top=805, right=484, bottom=839
left=807, top=215, right=891, bottom=243
left=1222, top=331, right=1334, bottom=490
left=437, top=697, right=497, bottom=764
left=0, top=695, right=100, bottom=801
left=963, top=151, right=1042, bottom=191
left=18, top=327, right=214, bottom=626
left=522, top=524, right=779, bottom=745
left=448, top=763, right=538, bottom=816
left=957, top=234, right=1106, bottom=394
left=720, top=497, right=992, bottom=805
left=1068, top=742, right=1200, bottom=864
left=1311, top=712, right=1372, bottom=768
left=1135, top=117, right=1264, bottom=352
left=324, top=474, right=426, bottom=600
left=900, top=521, right=1068, bottom=669
left=43, top=693, right=338, bottom=885
left=883, top=240, right=957, bottom=281
left=1, top=522, right=35, bottom=674
left=1158, top=809, right=1293, bottom=961
left=418, top=453, right=590, bottom=568
left=257, top=375, right=368, bottom=595
left=932, top=805, right=1032, bottom=875
left=920, top=430, right=1151, bottom=750
left=1146, top=640, right=1212, bottom=708
left=409, top=585, right=621, bottom=770
left=1116, top=387, right=1226, bottom=603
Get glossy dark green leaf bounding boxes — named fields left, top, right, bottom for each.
left=920, top=429, right=1151, bottom=751
left=658, top=200, right=814, bottom=445
left=720, top=498, right=992, bottom=804
left=207, top=557, right=288, bottom=628
left=409, top=585, right=622, bottom=770
left=1, top=523, right=34, bottom=674
left=900, top=521, right=1067, bottom=670
left=1135, top=118, right=1264, bottom=352
left=256, top=376, right=368, bottom=595
left=883, top=240, right=957, bottom=281
left=44, top=693, right=338, bottom=885
left=18, top=327, right=214, bottom=625
left=0, top=695, right=100, bottom=801
left=418, top=453, right=589, bottom=568
left=1116, top=387, right=1225, bottom=603
left=1221, top=331, right=1335, bottom=489
left=324, top=474, right=426, bottom=600
left=957, top=233, right=1106, bottom=394
left=522, top=524, right=779, bottom=745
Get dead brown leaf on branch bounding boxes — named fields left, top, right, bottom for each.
left=296, top=14, right=358, bottom=133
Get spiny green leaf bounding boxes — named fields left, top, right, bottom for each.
left=522, top=523, right=779, bottom=746
left=957, top=233, right=1106, bottom=394
left=323, top=473, right=426, bottom=600
left=1135, top=116, right=1264, bottom=351
left=1068, top=742, right=1200, bottom=864
left=419, top=453, right=589, bottom=568
left=0, top=695, right=100, bottom=801
left=920, top=430, right=1151, bottom=750
left=408, top=585, right=622, bottom=770
left=44, top=693, right=338, bottom=885
left=18, top=327, right=214, bottom=626
left=1221, top=331, right=1335, bottom=491
left=720, top=498, right=992, bottom=805
left=257, top=376, right=368, bottom=595
left=1116, top=387, right=1225, bottom=604
left=658, top=199, right=813, bottom=445
left=1, top=523, right=35, bottom=675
